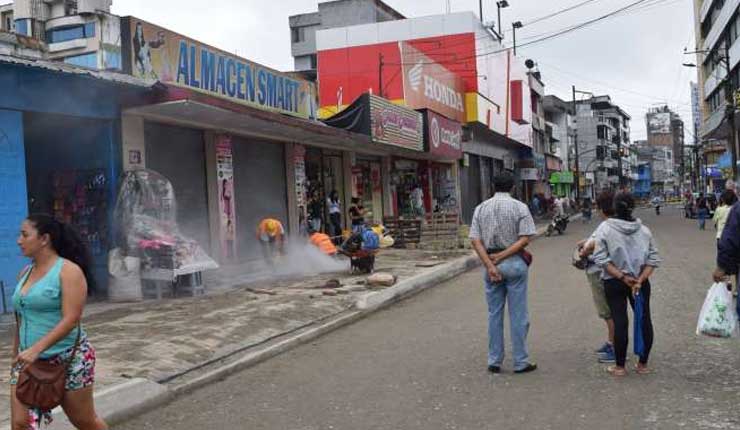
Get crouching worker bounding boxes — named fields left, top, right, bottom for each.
left=308, top=227, right=338, bottom=257
left=256, top=218, right=285, bottom=267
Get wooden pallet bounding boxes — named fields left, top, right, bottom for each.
left=383, top=216, right=422, bottom=248
left=420, top=212, right=462, bottom=249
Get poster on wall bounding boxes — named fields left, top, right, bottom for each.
left=293, top=144, right=307, bottom=233
left=216, top=135, right=237, bottom=260
left=124, top=17, right=317, bottom=119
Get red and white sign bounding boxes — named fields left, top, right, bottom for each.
left=369, top=95, right=423, bottom=151
left=400, top=42, right=465, bottom=122
left=424, top=110, right=462, bottom=160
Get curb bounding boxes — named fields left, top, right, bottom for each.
left=40, top=215, right=582, bottom=428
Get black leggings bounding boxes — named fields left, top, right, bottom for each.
left=604, top=278, right=654, bottom=367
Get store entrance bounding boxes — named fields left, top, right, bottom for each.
left=24, top=112, right=117, bottom=295
left=304, top=148, right=345, bottom=236
left=353, top=158, right=383, bottom=225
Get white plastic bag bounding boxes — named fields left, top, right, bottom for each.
left=697, top=282, right=739, bottom=338
left=108, top=248, right=143, bottom=302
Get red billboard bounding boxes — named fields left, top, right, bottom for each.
left=400, top=42, right=465, bottom=122
left=423, top=110, right=463, bottom=160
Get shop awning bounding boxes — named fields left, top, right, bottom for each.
left=124, top=87, right=452, bottom=161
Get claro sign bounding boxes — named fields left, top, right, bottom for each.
left=401, top=42, right=466, bottom=123
left=423, top=110, right=463, bottom=160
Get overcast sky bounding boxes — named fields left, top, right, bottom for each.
left=111, top=0, right=696, bottom=140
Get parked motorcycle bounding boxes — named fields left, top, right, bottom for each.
left=545, top=215, right=569, bottom=236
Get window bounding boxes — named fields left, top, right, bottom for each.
left=46, top=22, right=95, bottom=44
left=309, top=54, right=317, bottom=69
left=64, top=52, right=98, bottom=69
left=14, top=19, right=30, bottom=36
left=291, top=26, right=305, bottom=43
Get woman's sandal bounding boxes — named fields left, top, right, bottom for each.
left=634, top=364, right=652, bottom=375
left=606, top=365, right=627, bottom=376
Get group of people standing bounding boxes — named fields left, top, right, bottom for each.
left=471, top=174, right=661, bottom=377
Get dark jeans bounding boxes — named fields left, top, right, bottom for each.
left=604, top=278, right=654, bottom=367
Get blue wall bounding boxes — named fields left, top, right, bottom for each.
left=0, top=109, right=29, bottom=312
left=0, top=63, right=141, bottom=304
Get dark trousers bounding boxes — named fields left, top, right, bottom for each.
left=329, top=213, right=342, bottom=238
left=604, top=278, right=654, bottom=367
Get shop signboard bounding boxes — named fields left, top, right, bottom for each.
left=520, top=168, right=539, bottom=181
left=369, top=95, right=423, bottom=151
left=123, top=17, right=317, bottom=119
left=400, top=42, right=466, bottom=123
left=647, top=112, right=671, bottom=135
left=215, top=135, right=237, bottom=261
left=423, top=110, right=463, bottom=160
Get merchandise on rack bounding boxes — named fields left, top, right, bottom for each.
left=113, top=169, right=218, bottom=273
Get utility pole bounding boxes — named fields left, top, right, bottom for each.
left=572, top=86, right=580, bottom=200
left=378, top=53, right=384, bottom=98
left=479, top=0, right=483, bottom=23
left=722, top=51, right=739, bottom=182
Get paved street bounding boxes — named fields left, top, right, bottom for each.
left=116, top=207, right=740, bottom=429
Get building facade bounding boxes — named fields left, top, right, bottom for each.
left=692, top=0, right=739, bottom=182
left=1, top=0, right=121, bottom=69
left=289, top=0, right=404, bottom=77
left=572, top=95, right=631, bottom=197
left=543, top=95, right=575, bottom=198
left=646, top=105, right=684, bottom=192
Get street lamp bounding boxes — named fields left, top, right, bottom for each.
left=512, top=21, right=523, bottom=56
left=683, top=48, right=738, bottom=183
left=496, top=1, right=509, bottom=41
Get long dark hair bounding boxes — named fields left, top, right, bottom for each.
left=26, top=214, right=94, bottom=290
left=614, top=192, right=635, bottom=221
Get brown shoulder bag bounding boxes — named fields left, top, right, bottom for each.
left=14, top=313, right=81, bottom=410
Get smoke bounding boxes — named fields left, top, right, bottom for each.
left=271, top=238, right=348, bottom=277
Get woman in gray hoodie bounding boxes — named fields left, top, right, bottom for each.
left=592, top=192, right=661, bottom=376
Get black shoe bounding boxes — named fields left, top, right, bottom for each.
left=487, top=365, right=501, bottom=374
left=514, top=363, right=537, bottom=374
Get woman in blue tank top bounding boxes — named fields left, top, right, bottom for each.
left=10, top=214, right=107, bottom=430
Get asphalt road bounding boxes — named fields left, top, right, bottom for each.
left=116, top=207, right=740, bottom=430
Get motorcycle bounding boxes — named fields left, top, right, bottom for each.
left=545, top=215, right=569, bottom=236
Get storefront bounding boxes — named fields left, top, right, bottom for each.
left=303, top=147, right=346, bottom=234
left=324, top=93, right=425, bottom=223
left=353, top=156, right=384, bottom=224
left=549, top=171, right=574, bottom=198
left=421, top=110, right=463, bottom=215
left=0, top=57, right=153, bottom=305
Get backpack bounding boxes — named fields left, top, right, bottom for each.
left=361, top=228, right=380, bottom=250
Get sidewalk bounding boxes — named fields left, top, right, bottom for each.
left=0, top=248, right=470, bottom=425
left=0, top=216, right=567, bottom=427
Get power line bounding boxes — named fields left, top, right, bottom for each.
left=522, top=0, right=604, bottom=27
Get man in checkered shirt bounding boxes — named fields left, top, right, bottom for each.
left=469, top=173, right=537, bottom=374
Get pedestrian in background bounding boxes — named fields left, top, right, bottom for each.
left=11, top=214, right=108, bottom=430
left=327, top=190, right=342, bottom=242
left=592, top=192, right=661, bottom=376
left=697, top=192, right=709, bottom=230
left=577, top=190, right=617, bottom=363
left=714, top=190, right=737, bottom=243
left=348, top=197, right=365, bottom=233
left=470, top=174, right=538, bottom=374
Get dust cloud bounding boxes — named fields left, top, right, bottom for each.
left=271, top=238, right=348, bottom=277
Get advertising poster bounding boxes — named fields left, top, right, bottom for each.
left=126, top=17, right=317, bottom=119
left=293, top=144, right=307, bottom=233
left=369, top=95, right=423, bottom=151
left=216, top=135, right=237, bottom=260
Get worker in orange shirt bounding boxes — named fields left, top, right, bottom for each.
left=308, top=226, right=338, bottom=257
left=256, top=218, right=285, bottom=266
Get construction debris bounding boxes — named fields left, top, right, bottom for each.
left=366, top=272, right=397, bottom=287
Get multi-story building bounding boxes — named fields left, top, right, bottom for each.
left=289, top=0, right=404, bottom=78
left=572, top=95, right=631, bottom=197
left=646, top=105, right=684, bottom=192
left=543, top=94, right=575, bottom=197
left=1, top=0, right=120, bottom=70
left=691, top=0, right=739, bottom=182
left=635, top=140, right=674, bottom=195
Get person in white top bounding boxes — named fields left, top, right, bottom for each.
left=326, top=190, right=342, bottom=241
